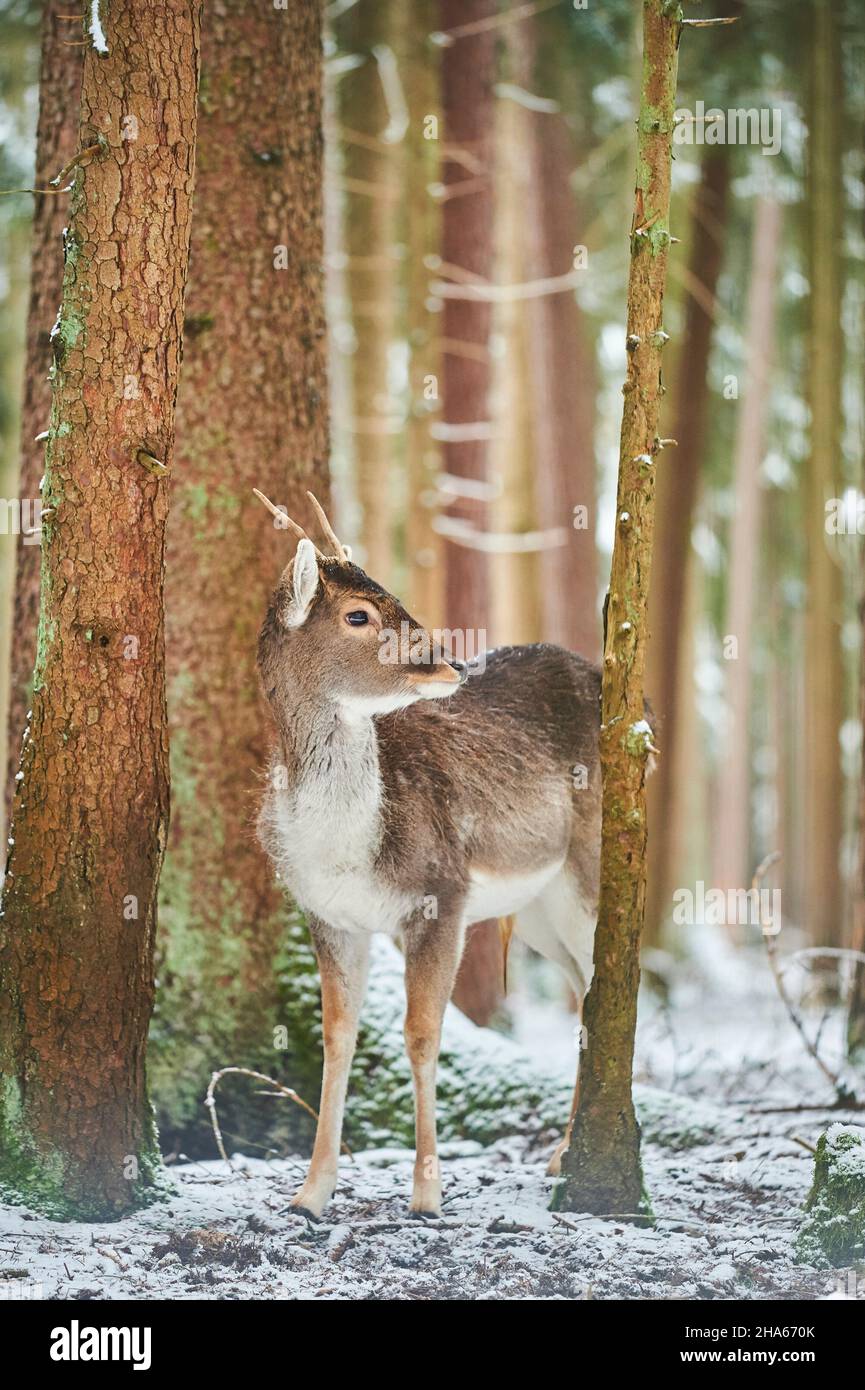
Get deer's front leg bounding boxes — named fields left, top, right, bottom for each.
left=403, top=913, right=465, bottom=1217
left=292, top=921, right=370, bottom=1220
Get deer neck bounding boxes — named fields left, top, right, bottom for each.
left=273, top=689, right=382, bottom=820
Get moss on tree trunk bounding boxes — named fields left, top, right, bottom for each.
left=554, top=0, right=681, bottom=1219
left=4, top=1, right=84, bottom=832
left=0, top=0, right=201, bottom=1221
left=795, top=1125, right=865, bottom=1268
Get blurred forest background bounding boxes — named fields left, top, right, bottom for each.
left=0, top=0, right=864, bottom=1170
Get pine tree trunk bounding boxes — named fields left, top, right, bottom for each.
left=849, top=173, right=865, bottom=1061
left=405, top=0, right=442, bottom=629
left=3, top=2, right=84, bottom=832
left=522, top=28, right=598, bottom=661
left=0, top=0, right=201, bottom=1220
left=339, top=0, right=400, bottom=586
left=490, top=80, right=542, bottom=649
left=439, top=0, right=500, bottom=1025
left=150, top=0, right=329, bottom=1155
left=644, top=149, right=729, bottom=943
left=805, top=0, right=844, bottom=946
left=713, top=196, right=781, bottom=899
left=439, top=0, right=495, bottom=632
left=555, top=0, right=680, bottom=1217
left=848, top=613, right=865, bottom=1056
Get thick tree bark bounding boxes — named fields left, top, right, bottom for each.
left=555, top=0, right=680, bottom=1217
left=0, top=0, right=201, bottom=1220
left=713, top=196, right=782, bottom=899
left=439, top=0, right=500, bottom=1025
left=644, top=149, right=730, bottom=943
left=4, top=2, right=84, bottom=833
left=805, top=0, right=844, bottom=946
left=151, top=0, right=329, bottom=1155
left=339, top=0, right=400, bottom=586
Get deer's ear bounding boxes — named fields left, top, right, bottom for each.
left=283, top=538, right=320, bottom=627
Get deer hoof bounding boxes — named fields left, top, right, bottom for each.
left=409, top=1181, right=441, bottom=1218
left=289, top=1182, right=333, bottom=1221
left=290, top=1201, right=322, bottom=1222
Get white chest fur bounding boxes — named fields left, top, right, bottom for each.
left=264, top=715, right=413, bottom=936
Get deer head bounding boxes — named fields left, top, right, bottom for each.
left=255, top=490, right=466, bottom=719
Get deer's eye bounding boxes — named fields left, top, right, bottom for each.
left=345, top=610, right=369, bottom=627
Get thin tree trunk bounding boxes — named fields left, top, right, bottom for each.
left=490, top=74, right=542, bottom=648
left=0, top=0, right=201, bottom=1220
left=440, top=0, right=500, bottom=1024
left=339, top=0, right=400, bottom=586
left=151, top=0, right=329, bottom=1154
left=439, top=0, right=495, bottom=632
left=848, top=134, right=865, bottom=1062
left=644, top=149, right=730, bottom=944
left=522, top=36, right=598, bottom=660
left=804, top=0, right=844, bottom=946
left=713, top=196, right=782, bottom=899
left=555, top=0, right=680, bottom=1217
left=405, top=0, right=442, bottom=629
left=848, top=598, right=865, bottom=1056
left=4, top=2, right=84, bottom=832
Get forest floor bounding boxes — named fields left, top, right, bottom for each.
left=1, top=927, right=862, bottom=1301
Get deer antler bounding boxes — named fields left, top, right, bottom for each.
left=252, top=489, right=323, bottom=555
left=252, top=488, right=349, bottom=561
left=306, top=492, right=350, bottom=561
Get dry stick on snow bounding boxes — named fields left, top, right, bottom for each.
left=756, top=851, right=862, bottom=1103
left=205, top=1067, right=353, bottom=1173
left=553, top=1212, right=707, bottom=1235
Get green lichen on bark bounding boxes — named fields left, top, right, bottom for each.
left=795, top=1125, right=865, bottom=1268
left=0, top=1074, right=167, bottom=1222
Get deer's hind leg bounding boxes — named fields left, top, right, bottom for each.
left=403, top=913, right=465, bottom=1217
left=515, top=867, right=593, bottom=1177
left=291, top=920, right=370, bottom=1220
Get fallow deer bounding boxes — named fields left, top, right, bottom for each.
left=254, top=492, right=637, bottom=1219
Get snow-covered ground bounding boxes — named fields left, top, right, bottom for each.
left=1, top=927, right=862, bottom=1301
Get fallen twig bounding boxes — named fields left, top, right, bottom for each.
left=755, top=852, right=857, bottom=1101
left=205, top=1066, right=352, bottom=1173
